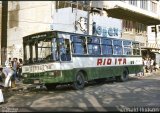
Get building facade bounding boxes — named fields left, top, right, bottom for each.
left=7, top=1, right=56, bottom=62
left=92, top=0, right=160, bottom=65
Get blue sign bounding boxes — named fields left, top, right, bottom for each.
left=92, top=22, right=119, bottom=37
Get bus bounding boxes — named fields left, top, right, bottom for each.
left=22, top=31, right=143, bottom=90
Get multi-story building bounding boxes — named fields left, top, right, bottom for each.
left=92, top=0, right=160, bottom=65
left=1, top=1, right=160, bottom=66
left=147, top=24, right=160, bottom=66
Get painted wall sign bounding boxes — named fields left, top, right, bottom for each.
left=92, top=22, right=119, bottom=37
left=97, top=58, right=127, bottom=66
left=75, top=17, right=87, bottom=34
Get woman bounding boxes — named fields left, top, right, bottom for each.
left=0, top=65, right=4, bottom=104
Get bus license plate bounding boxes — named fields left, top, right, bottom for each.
left=34, top=80, right=39, bottom=84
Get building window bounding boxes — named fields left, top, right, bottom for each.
left=123, top=20, right=133, bottom=32
left=56, top=1, right=87, bottom=10
left=151, top=1, right=157, bottom=13
left=151, top=27, right=155, bottom=32
left=135, top=22, right=146, bottom=34
left=140, top=0, right=148, bottom=10
left=158, top=26, right=160, bottom=32
left=129, top=0, right=137, bottom=6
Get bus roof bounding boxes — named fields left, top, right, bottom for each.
left=22, top=30, right=141, bottom=43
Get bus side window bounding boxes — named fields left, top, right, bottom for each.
left=113, top=40, right=122, bottom=55
left=60, top=39, right=71, bottom=61
left=101, top=38, right=113, bottom=55
left=113, top=46, right=122, bottom=55
left=88, top=44, right=101, bottom=55
left=72, top=43, right=85, bottom=54
left=132, top=42, right=140, bottom=55
left=71, top=35, right=87, bottom=55
left=123, top=41, right=132, bottom=55
left=87, top=37, right=101, bottom=55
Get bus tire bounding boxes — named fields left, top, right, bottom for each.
left=116, top=69, right=129, bottom=82
left=72, top=71, right=85, bottom=90
left=45, top=83, right=57, bottom=90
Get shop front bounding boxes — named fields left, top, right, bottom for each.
left=141, top=43, right=160, bottom=67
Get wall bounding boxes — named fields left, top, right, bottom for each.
left=147, top=25, right=160, bottom=43
left=51, top=7, right=122, bottom=38
left=7, top=1, right=56, bottom=59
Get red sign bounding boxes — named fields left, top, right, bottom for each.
left=97, top=58, right=126, bottom=66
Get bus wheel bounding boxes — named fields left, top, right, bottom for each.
left=73, top=72, right=85, bottom=90
left=116, top=69, right=129, bottom=82
left=45, top=83, right=57, bottom=90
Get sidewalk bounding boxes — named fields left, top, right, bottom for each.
left=11, top=80, right=33, bottom=91
left=135, top=69, right=160, bottom=78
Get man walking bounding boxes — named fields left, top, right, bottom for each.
left=3, top=61, right=14, bottom=88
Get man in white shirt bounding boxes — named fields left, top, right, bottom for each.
left=3, top=62, right=14, bottom=88
left=150, top=59, right=154, bottom=72
left=143, top=58, right=147, bottom=73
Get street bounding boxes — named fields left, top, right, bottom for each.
left=0, top=71, right=160, bottom=112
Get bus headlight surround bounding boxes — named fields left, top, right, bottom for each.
left=23, top=74, right=28, bottom=78
left=48, top=71, right=60, bottom=77
left=48, top=72, right=55, bottom=76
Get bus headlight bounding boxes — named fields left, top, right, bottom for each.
left=48, top=72, right=55, bottom=76
left=48, top=71, right=60, bottom=77
left=23, top=74, right=28, bottom=78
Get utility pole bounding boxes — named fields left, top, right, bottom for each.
left=1, top=1, right=8, bottom=66
left=87, top=1, right=91, bottom=35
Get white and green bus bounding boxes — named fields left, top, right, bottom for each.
left=22, top=31, right=143, bottom=90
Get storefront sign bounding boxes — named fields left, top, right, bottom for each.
left=92, top=22, right=119, bottom=37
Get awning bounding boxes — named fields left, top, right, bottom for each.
left=104, top=6, right=160, bottom=25
left=141, top=43, right=160, bottom=50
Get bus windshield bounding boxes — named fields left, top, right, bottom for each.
left=24, top=37, right=59, bottom=64
left=23, top=32, right=72, bottom=64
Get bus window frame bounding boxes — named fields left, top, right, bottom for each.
left=132, top=42, right=141, bottom=56
left=87, top=36, right=101, bottom=55
left=71, top=35, right=87, bottom=55
left=101, top=38, right=113, bottom=55
left=113, top=39, right=122, bottom=55
left=123, top=40, right=132, bottom=55
left=57, top=34, right=72, bottom=62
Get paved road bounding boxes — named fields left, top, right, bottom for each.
left=0, top=71, right=160, bottom=112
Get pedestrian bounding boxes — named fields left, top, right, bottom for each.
left=0, top=65, right=4, bottom=104
left=143, top=58, right=147, bottom=74
left=0, top=65, right=3, bottom=83
left=5, top=57, right=12, bottom=67
left=3, top=62, right=14, bottom=88
left=17, top=58, right=23, bottom=80
left=12, top=58, right=19, bottom=82
left=0, top=86, right=4, bottom=104
left=150, top=58, right=154, bottom=72
left=146, top=58, right=151, bottom=73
